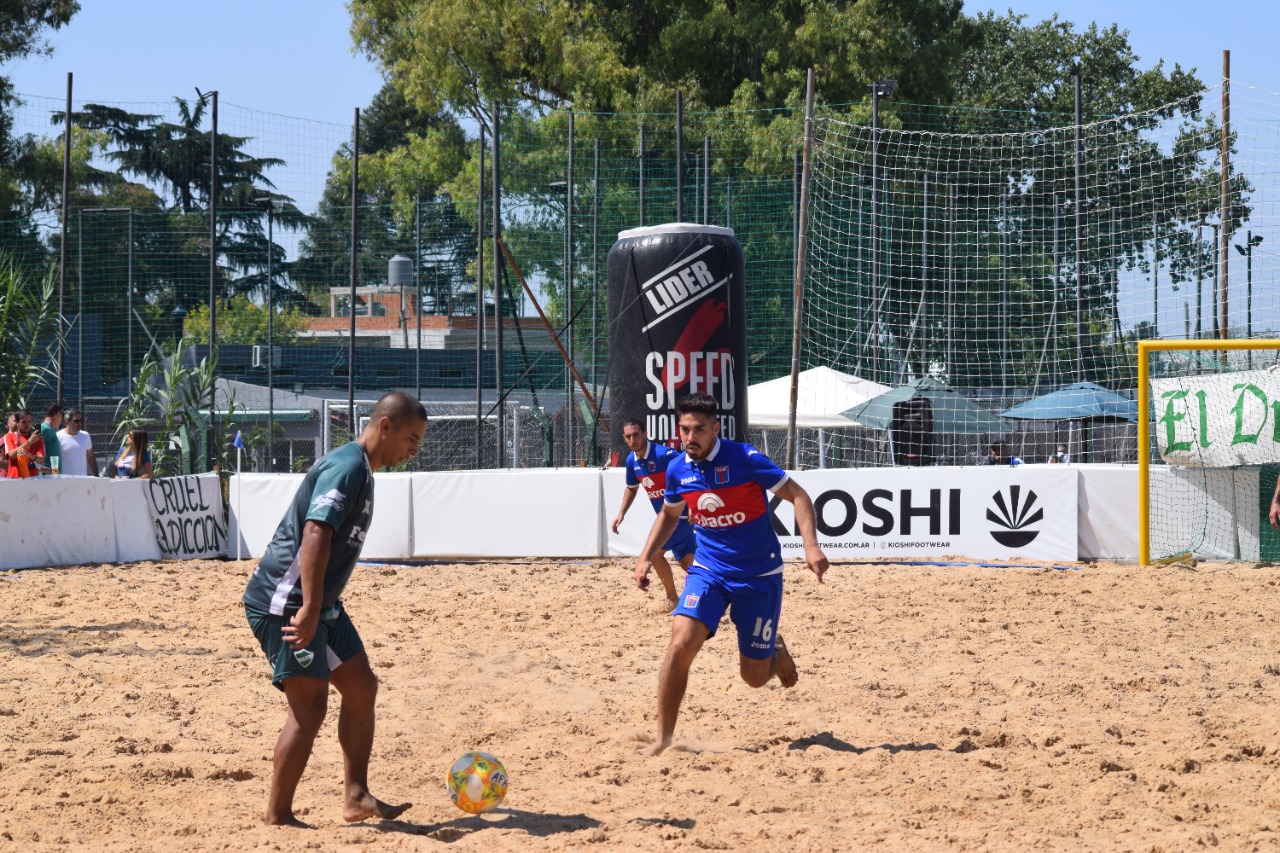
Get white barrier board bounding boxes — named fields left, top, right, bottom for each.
left=228, top=472, right=414, bottom=560
left=0, top=477, right=119, bottom=570
left=765, top=466, right=1079, bottom=561
left=411, top=469, right=602, bottom=557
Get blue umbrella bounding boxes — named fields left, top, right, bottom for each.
left=999, top=381, right=1137, bottom=422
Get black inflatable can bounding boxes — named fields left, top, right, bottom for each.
left=606, top=223, right=748, bottom=457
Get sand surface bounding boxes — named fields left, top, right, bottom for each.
left=3, top=557, right=1280, bottom=851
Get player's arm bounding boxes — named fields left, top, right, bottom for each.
left=773, top=478, right=829, bottom=583
left=635, top=502, right=684, bottom=591
left=86, top=446, right=99, bottom=477
left=612, top=485, right=639, bottom=534
left=283, top=520, right=333, bottom=650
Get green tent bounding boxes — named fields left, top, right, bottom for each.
left=840, top=377, right=1007, bottom=434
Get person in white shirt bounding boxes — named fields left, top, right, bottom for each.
left=56, top=410, right=98, bottom=477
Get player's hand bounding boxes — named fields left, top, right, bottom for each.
left=611, top=516, right=623, bottom=534
left=634, top=557, right=651, bottom=592
left=805, top=544, right=829, bottom=583
left=283, top=606, right=319, bottom=650
left=1271, top=500, right=1280, bottom=530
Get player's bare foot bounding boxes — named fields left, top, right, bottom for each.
left=665, top=597, right=679, bottom=611
left=774, top=636, right=798, bottom=688
left=343, top=791, right=411, bottom=823
left=640, top=737, right=671, bottom=756
left=263, top=812, right=312, bottom=828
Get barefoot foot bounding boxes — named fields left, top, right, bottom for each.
left=774, top=635, right=798, bottom=688
left=263, top=813, right=312, bottom=828
left=343, top=791, right=412, bottom=823
left=640, top=738, right=671, bottom=757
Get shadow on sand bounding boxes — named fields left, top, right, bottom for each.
left=787, top=731, right=941, bottom=755
left=366, top=807, right=602, bottom=842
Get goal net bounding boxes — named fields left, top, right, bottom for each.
left=1139, top=340, right=1280, bottom=563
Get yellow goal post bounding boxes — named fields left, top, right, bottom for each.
left=1138, top=338, right=1280, bottom=565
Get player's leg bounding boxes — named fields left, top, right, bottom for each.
left=649, top=551, right=679, bottom=606
left=326, top=613, right=411, bottom=822
left=267, top=675, right=329, bottom=825
left=728, top=574, right=795, bottom=688
left=643, top=615, right=710, bottom=756
left=643, top=570, right=726, bottom=756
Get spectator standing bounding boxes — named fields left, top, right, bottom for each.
left=1048, top=444, right=1070, bottom=464
left=4, top=409, right=45, bottom=478
left=57, top=410, right=98, bottom=477
left=113, top=429, right=153, bottom=479
left=40, top=403, right=62, bottom=475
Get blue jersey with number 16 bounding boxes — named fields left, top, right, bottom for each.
left=663, top=438, right=788, bottom=579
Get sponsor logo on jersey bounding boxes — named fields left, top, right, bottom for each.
left=641, top=476, right=655, bottom=490
left=293, top=649, right=315, bottom=668
left=697, top=493, right=725, bottom=512
left=311, top=488, right=346, bottom=512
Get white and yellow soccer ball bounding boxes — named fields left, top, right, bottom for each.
left=446, top=751, right=508, bottom=815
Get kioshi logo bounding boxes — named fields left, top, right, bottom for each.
left=987, top=486, right=1043, bottom=548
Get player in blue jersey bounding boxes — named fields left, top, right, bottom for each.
left=611, top=418, right=697, bottom=607
left=635, top=392, right=829, bottom=756
left=242, top=391, right=426, bottom=826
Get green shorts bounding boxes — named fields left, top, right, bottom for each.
left=244, top=602, right=365, bottom=690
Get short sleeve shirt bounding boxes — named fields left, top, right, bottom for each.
left=5, top=432, right=44, bottom=478
left=40, top=423, right=60, bottom=465
left=56, top=430, right=93, bottom=476
left=242, top=441, right=375, bottom=615
left=624, top=441, right=688, bottom=519
left=663, top=438, right=789, bottom=579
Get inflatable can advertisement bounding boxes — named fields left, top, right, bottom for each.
left=606, top=223, right=748, bottom=458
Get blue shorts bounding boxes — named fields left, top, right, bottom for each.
left=673, top=565, right=783, bottom=660
left=663, top=521, right=697, bottom=562
left=245, top=602, right=365, bottom=690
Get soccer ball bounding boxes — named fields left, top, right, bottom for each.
left=446, top=751, right=508, bottom=814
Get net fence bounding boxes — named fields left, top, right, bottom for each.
left=2, top=82, right=1278, bottom=475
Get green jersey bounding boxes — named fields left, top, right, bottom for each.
left=242, top=441, right=375, bottom=615
left=40, top=422, right=60, bottom=467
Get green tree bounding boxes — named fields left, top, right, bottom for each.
left=181, top=296, right=312, bottom=345
left=0, top=250, right=60, bottom=412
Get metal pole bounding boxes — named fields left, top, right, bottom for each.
left=76, top=210, right=82, bottom=405
left=127, top=209, right=134, bottom=383
left=1000, top=195, right=1008, bottom=390
left=1152, top=210, right=1159, bottom=338
left=948, top=181, right=956, bottom=381
left=871, top=83, right=881, bottom=384
left=638, top=124, right=645, bottom=226
left=1196, top=225, right=1204, bottom=338
left=1052, top=195, right=1060, bottom=386
left=208, top=90, right=218, bottom=470
left=1247, top=230, right=1254, bottom=365
left=566, top=111, right=575, bottom=465
left=492, top=102, right=504, bottom=468
left=591, top=137, right=600, bottom=461
left=348, top=107, right=359, bottom=432
left=785, top=68, right=816, bottom=469
left=703, top=136, right=711, bottom=225
left=676, top=91, right=684, bottom=222
left=1073, top=70, right=1084, bottom=383
left=1212, top=223, right=1220, bottom=338
left=415, top=198, right=422, bottom=399
left=921, top=172, right=929, bottom=371
left=58, top=72, right=71, bottom=401
left=476, top=127, right=485, bottom=468
left=793, top=150, right=801, bottom=269
left=726, top=174, right=732, bottom=228
left=1220, top=50, right=1231, bottom=348
left=267, top=205, right=274, bottom=471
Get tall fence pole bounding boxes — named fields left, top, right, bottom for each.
left=58, top=72, right=71, bottom=401
left=565, top=112, right=576, bottom=464
left=492, top=102, right=504, bottom=468
left=207, top=90, right=218, bottom=471
left=1073, top=70, right=1084, bottom=384
left=947, top=181, right=956, bottom=381
left=591, top=136, right=601, bottom=461
left=348, top=107, right=359, bottom=431
left=638, top=123, right=645, bottom=226
left=476, top=125, right=485, bottom=468
left=414, top=198, right=422, bottom=400
left=785, top=68, right=816, bottom=469
left=1219, top=49, right=1231, bottom=351
left=76, top=210, right=83, bottom=405
left=921, top=172, right=929, bottom=369
left=127, top=209, right=134, bottom=383
left=703, top=136, right=711, bottom=224
left=676, top=91, right=684, bottom=222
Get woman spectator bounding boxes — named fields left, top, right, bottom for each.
left=113, top=429, right=153, bottom=479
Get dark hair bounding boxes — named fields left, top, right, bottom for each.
left=675, top=393, right=718, bottom=419
left=129, top=429, right=149, bottom=458
left=622, top=418, right=645, bottom=433
left=66, top=409, right=82, bottom=422
left=370, top=391, right=427, bottom=426
left=46, top=402, right=63, bottom=418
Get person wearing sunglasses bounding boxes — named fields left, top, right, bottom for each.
left=56, top=410, right=98, bottom=477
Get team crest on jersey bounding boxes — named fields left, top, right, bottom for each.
left=293, top=649, right=315, bottom=668
left=647, top=460, right=656, bottom=472
left=684, top=593, right=700, bottom=608
left=714, top=466, right=729, bottom=485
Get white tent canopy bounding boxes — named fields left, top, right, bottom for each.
left=748, top=366, right=889, bottom=428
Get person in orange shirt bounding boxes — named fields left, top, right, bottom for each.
left=4, top=408, right=45, bottom=478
